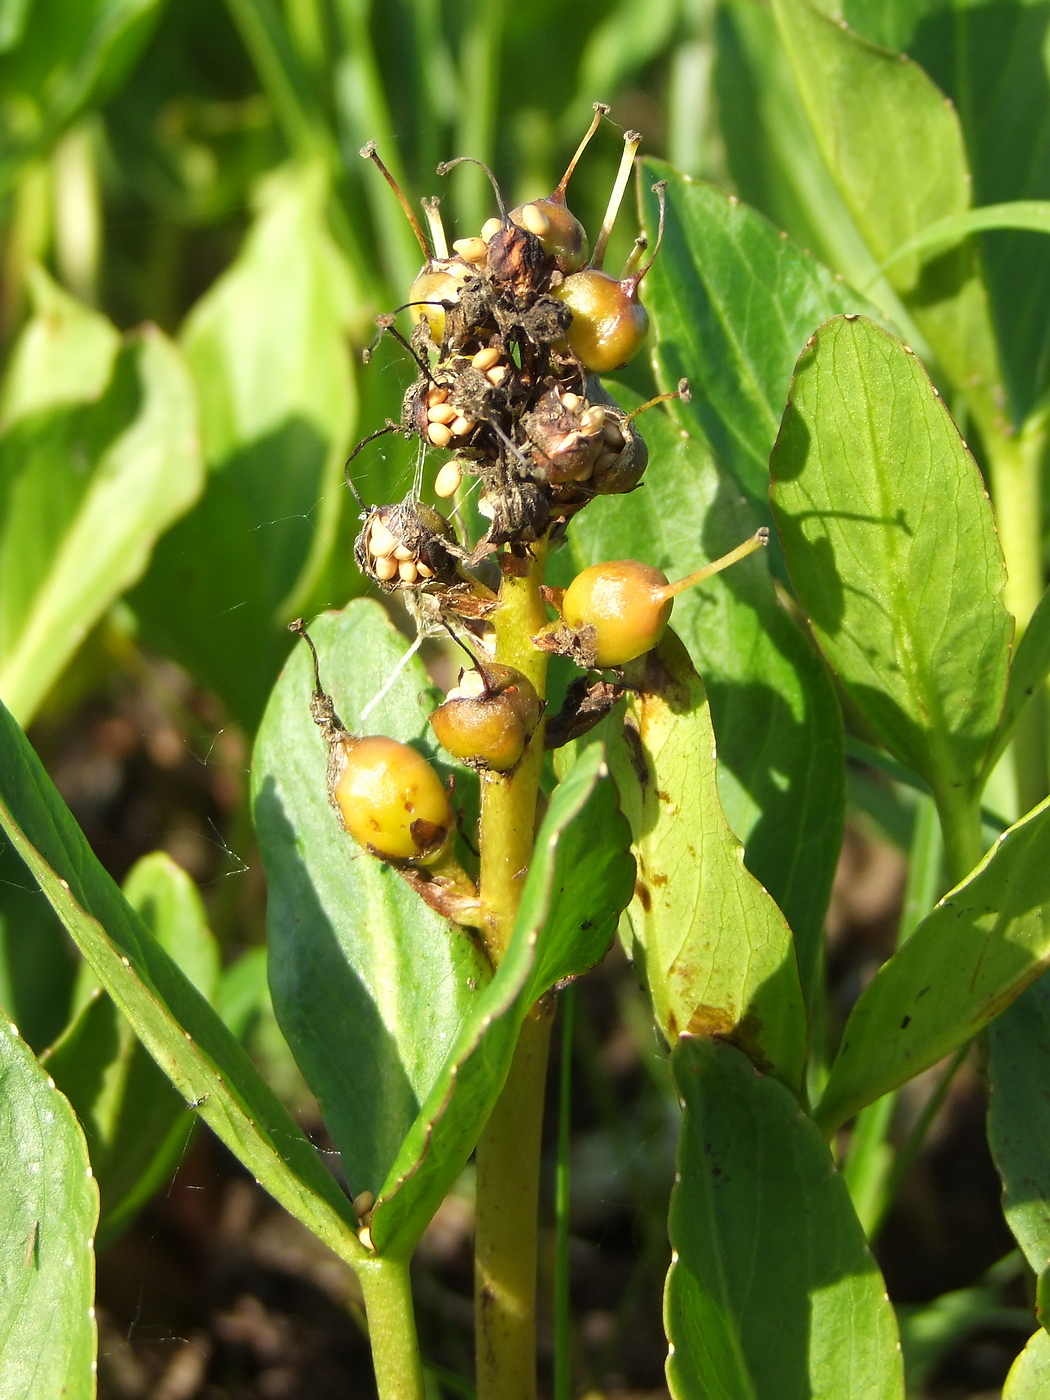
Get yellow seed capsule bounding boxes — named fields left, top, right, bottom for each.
left=335, top=735, right=452, bottom=861
left=553, top=270, right=649, bottom=372
left=429, top=665, right=543, bottom=772
left=561, top=561, right=672, bottom=667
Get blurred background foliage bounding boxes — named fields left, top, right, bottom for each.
left=1, top=1, right=1048, bottom=1394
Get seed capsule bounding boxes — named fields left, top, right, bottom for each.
left=335, top=735, right=452, bottom=860
left=553, top=269, right=649, bottom=372
left=430, top=664, right=543, bottom=772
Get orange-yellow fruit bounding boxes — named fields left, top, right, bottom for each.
left=561, top=561, right=671, bottom=667
left=429, top=665, right=542, bottom=772
left=408, top=263, right=467, bottom=342
left=509, top=198, right=589, bottom=271
left=553, top=270, right=649, bottom=372
left=334, top=736, right=451, bottom=860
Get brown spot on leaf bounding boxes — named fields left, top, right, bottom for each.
left=686, top=1004, right=736, bottom=1037
left=634, top=880, right=652, bottom=912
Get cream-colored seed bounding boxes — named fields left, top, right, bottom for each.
left=393, top=544, right=415, bottom=561
left=486, top=365, right=507, bottom=386
left=561, top=392, right=582, bottom=411
left=398, top=559, right=418, bottom=583
left=373, top=554, right=398, bottom=581
left=428, top=402, right=458, bottom=425
left=580, top=405, right=606, bottom=433
left=368, top=521, right=397, bottom=557
left=353, top=1191, right=375, bottom=1220
left=518, top=203, right=550, bottom=237
left=416, top=561, right=434, bottom=579
left=481, top=217, right=502, bottom=242
left=428, top=422, right=453, bottom=448
left=594, top=450, right=618, bottom=475
left=472, top=346, right=501, bottom=372
left=603, top=421, right=626, bottom=449
left=427, top=385, right=450, bottom=407
left=453, top=236, right=488, bottom=264
left=434, top=460, right=463, bottom=498
left=450, top=415, right=474, bottom=437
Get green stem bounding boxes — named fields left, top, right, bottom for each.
left=475, top=1007, right=554, bottom=1400
left=985, top=414, right=1050, bottom=815
left=934, top=783, right=985, bottom=889
left=553, top=987, right=575, bottom=1400
left=357, top=1257, right=426, bottom=1400
left=474, top=543, right=551, bottom=1400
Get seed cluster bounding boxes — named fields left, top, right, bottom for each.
left=352, top=109, right=665, bottom=608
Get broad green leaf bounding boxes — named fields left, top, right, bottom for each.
left=666, top=1037, right=903, bottom=1400
left=1004, top=1328, right=1050, bottom=1399
left=772, top=0, right=1007, bottom=444
left=904, top=4, right=1050, bottom=423
left=988, top=973, right=1050, bottom=1278
left=0, top=271, right=203, bottom=726
left=253, top=600, right=633, bottom=1244
left=605, top=631, right=807, bottom=1093
left=253, top=600, right=490, bottom=1199
left=986, top=584, right=1050, bottom=780
left=713, top=0, right=920, bottom=345
left=44, top=852, right=221, bottom=1246
left=132, top=162, right=357, bottom=730
left=0, top=0, right=163, bottom=190
left=565, top=393, right=843, bottom=1001
left=770, top=315, right=1010, bottom=812
left=0, top=1019, right=98, bottom=1400
left=816, top=796, right=1050, bottom=1135
left=639, top=159, right=880, bottom=505
left=879, top=202, right=1050, bottom=274
left=0, top=697, right=365, bottom=1267
left=372, top=743, right=634, bottom=1257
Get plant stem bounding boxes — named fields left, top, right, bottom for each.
left=474, top=543, right=551, bottom=1399
left=985, top=414, right=1050, bottom=815
left=357, top=1256, right=426, bottom=1400
left=474, top=1006, right=554, bottom=1400
left=934, top=783, right=985, bottom=889
left=554, top=987, right=575, bottom=1400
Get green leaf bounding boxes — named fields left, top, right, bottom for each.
left=640, top=158, right=880, bottom=505
left=904, top=4, right=1050, bottom=423
left=565, top=394, right=843, bottom=1002
left=0, top=0, right=163, bottom=189
left=815, top=796, right=1050, bottom=1135
left=772, top=0, right=1007, bottom=442
left=0, top=270, right=203, bottom=726
left=1004, top=1328, right=1050, bottom=1400
left=0, top=837, right=76, bottom=1052
left=0, top=696, right=365, bottom=1267
left=988, top=973, right=1050, bottom=1278
left=605, top=631, right=807, bottom=1093
left=253, top=601, right=634, bottom=1252
left=986, top=584, right=1050, bottom=780
left=132, top=163, right=357, bottom=730
left=770, top=315, right=1011, bottom=811
left=666, top=1037, right=903, bottom=1400
left=371, top=743, right=634, bottom=1257
left=44, top=852, right=221, bottom=1246
left=713, top=0, right=917, bottom=339
left=879, top=202, right=1050, bottom=274
left=0, top=1019, right=98, bottom=1400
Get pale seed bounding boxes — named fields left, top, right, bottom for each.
left=368, top=521, right=397, bottom=557
left=428, top=422, right=453, bottom=448
left=398, top=560, right=418, bottom=583
left=426, top=385, right=450, bottom=407
left=580, top=405, right=606, bottom=433
left=518, top=203, right=550, bottom=237
left=471, top=346, right=501, bottom=372
left=602, top=421, right=626, bottom=449
left=434, top=460, right=463, bottom=498
left=486, top=365, right=507, bottom=386
left=453, top=236, right=488, bottom=264
left=450, top=415, right=474, bottom=437
left=373, top=555, right=398, bottom=581
left=393, top=544, right=415, bottom=561
left=428, top=402, right=458, bottom=425
left=416, top=561, right=434, bottom=579
left=481, top=217, right=502, bottom=242
left=561, top=392, right=582, bottom=412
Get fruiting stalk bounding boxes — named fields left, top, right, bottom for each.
left=660, top=528, right=769, bottom=599
left=552, top=101, right=609, bottom=201
left=591, top=130, right=641, bottom=270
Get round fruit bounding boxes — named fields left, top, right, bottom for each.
left=561, top=561, right=672, bottom=667
left=553, top=270, right=649, bottom=372
left=334, top=736, right=451, bottom=860
left=430, top=665, right=542, bottom=772
left=408, top=261, right=468, bottom=343
left=509, top=198, right=589, bottom=272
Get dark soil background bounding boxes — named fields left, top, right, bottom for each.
left=29, top=655, right=1035, bottom=1400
